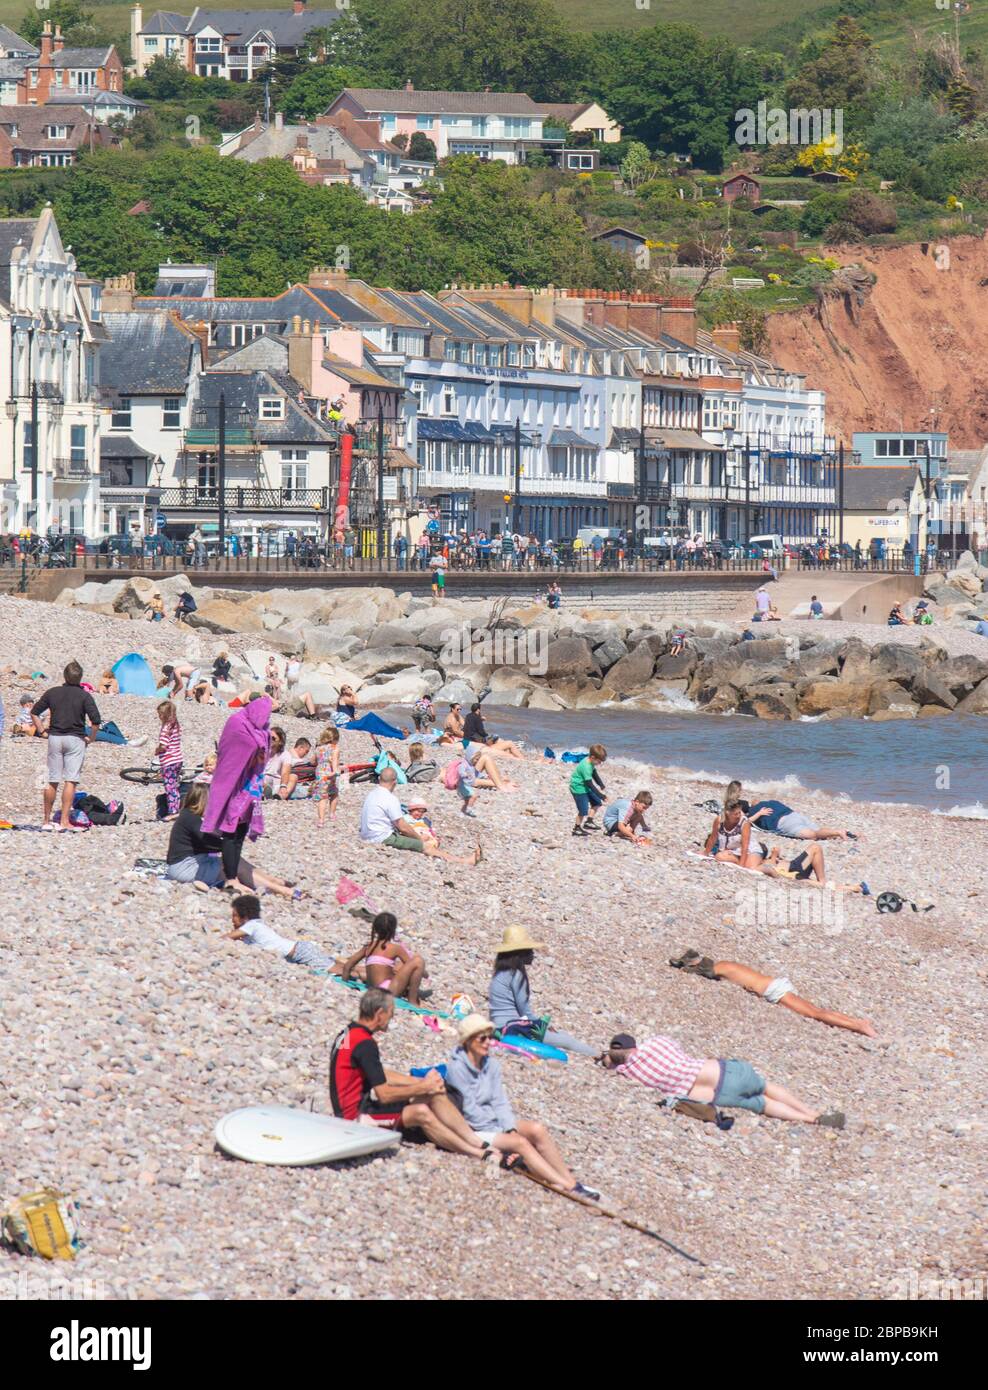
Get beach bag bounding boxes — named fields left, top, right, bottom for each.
left=406, top=760, right=438, bottom=784
left=443, top=760, right=461, bottom=791
left=1, top=1188, right=83, bottom=1260
left=74, top=793, right=125, bottom=827
left=501, top=1015, right=550, bottom=1043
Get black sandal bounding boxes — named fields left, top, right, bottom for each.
left=669, top=949, right=702, bottom=969
left=500, top=1152, right=525, bottom=1173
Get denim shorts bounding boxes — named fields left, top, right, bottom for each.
left=715, top=1058, right=766, bottom=1114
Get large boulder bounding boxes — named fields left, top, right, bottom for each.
left=870, top=706, right=918, bottom=721
left=837, top=636, right=873, bottom=682
left=600, top=640, right=656, bottom=696
left=548, top=676, right=608, bottom=708
left=697, top=684, right=740, bottom=714
left=738, top=684, right=798, bottom=720
left=112, top=576, right=160, bottom=618
left=367, top=621, right=431, bottom=650
left=434, top=677, right=480, bottom=705
left=361, top=669, right=442, bottom=704
left=593, top=636, right=629, bottom=671
left=867, top=680, right=918, bottom=716
left=943, top=567, right=983, bottom=598
left=797, top=678, right=873, bottom=717
left=868, top=643, right=929, bottom=685
left=653, top=650, right=698, bottom=680
left=955, top=677, right=988, bottom=714
left=924, top=582, right=974, bottom=608
left=569, top=618, right=623, bottom=647
left=939, top=654, right=988, bottom=695
left=544, top=636, right=600, bottom=680
left=910, top=670, right=958, bottom=710
left=188, top=598, right=266, bottom=635
left=527, top=687, right=568, bottom=711
left=348, top=646, right=434, bottom=679
left=249, top=589, right=328, bottom=625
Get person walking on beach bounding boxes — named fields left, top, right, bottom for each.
left=202, top=695, right=272, bottom=889
left=31, top=660, right=101, bottom=831
left=598, top=1033, right=846, bottom=1126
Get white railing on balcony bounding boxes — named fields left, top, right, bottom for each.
left=417, top=469, right=605, bottom=497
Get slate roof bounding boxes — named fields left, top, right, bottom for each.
left=197, top=368, right=337, bottom=445
left=0, top=58, right=30, bottom=80
left=0, top=24, right=37, bottom=55
left=0, top=217, right=38, bottom=303
left=233, top=121, right=368, bottom=167
left=28, top=47, right=115, bottom=69
left=101, top=312, right=199, bottom=394
left=337, top=87, right=542, bottom=116
left=141, top=11, right=188, bottom=35
left=183, top=8, right=341, bottom=43
left=101, top=433, right=153, bottom=461
left=151, top=275, right=210, bottom=297
left=46, top=90, right=146, bottom=110
left=841, top=466, right=920, bottom=511
left=0, top=105, right=112, bottom=151
left=535, top=102, right=593, bottom=124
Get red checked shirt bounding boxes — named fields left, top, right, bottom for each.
left=615, top=1036, right=705, bottom=1097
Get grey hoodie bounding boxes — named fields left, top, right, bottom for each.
left=445, top=1045, right=516, bottom=1134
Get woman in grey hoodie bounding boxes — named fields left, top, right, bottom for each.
left=445, top=1014, right=599, bottom=1199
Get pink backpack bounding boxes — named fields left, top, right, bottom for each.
left=443, top=759, right=461, bottom=791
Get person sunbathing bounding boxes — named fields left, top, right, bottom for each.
left=97, top=670, right=119, bottom=695
left=465, top=742, right=517, bottom=791
left=338, top=910, right=428, bottom=1006
left=599, top=1032, right=846, bottom=1126
left=759, top=842, right=868, bottom=894
left=723, top=782, right=857, bottom=843
left=669, top=950, right=876, bottom=1036
left=226, top=894, right=337, bottom=967
left=703, top=799, right=764, bottom=869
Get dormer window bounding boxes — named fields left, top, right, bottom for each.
left=259, top=396, right=284, bottom=420
left=46, top=125, right=68, bottom=139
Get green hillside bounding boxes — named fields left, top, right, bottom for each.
left=0, top=0, right=833, bottom=47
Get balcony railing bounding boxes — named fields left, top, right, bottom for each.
left=158, top=486, right=330, bottom=511
left=52, top=457, right=92, bottom=479
left=184, top=426, right=255, bottom=449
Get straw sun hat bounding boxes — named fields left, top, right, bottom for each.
left=496, top=924, right=545, bottom=953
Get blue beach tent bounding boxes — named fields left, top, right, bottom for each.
left=112, top=653, right=158, bottom=697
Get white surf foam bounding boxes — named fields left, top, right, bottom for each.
left=932, top=802, right=988, bottom=819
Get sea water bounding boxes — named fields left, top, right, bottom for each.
left=478, top=705, right=988, bottom=817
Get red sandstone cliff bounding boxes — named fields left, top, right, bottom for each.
left=766, top=236, right=988, bottom=447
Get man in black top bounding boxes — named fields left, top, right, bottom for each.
left=462, top=703, right=490, bottom=745
left=31, top=661, right=101, bottom=830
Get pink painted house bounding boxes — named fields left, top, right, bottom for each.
left=322, top=82, right=546, bottom=164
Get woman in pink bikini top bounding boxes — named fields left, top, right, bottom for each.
left=339, top=911, right=429, bottom=1008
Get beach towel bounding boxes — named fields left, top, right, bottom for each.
left=344, top=713, right=406, bottom=740
left=201, top=697, right=271, bottom=840
left=112, top=653, right=158, bottom=698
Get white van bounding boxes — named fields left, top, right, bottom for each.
left=748, top=533, right=786, bottom=557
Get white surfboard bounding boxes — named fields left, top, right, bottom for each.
left=214, top=1105, right=401, bottom=1166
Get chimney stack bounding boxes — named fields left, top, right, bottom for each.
left=53, top=24, right=64, bottom=53
left=288, top=316, right=314, bottom=392
left=711, top=323, right=741, bottom=353
left=405, top=79, right=414, bottom=93
left=274, top=110, right=284, bottom=130
left=101, top=271, right=136, bottom=312
left=40, top=21, right=53, bottom=63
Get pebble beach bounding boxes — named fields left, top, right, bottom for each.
left=0, top=595, right=985, bottom=1301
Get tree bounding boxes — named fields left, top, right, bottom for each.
left=355, top=0, right=590, bottom=101
left=863, top=100, right=959, bottom=176
left=785, top=17, right=878, bottom=129
left=704, top=288, right=768, bottom=354
left=675, top=229, right=730, bottom=293
left=18, top=1, right=92, bottom=45
left=597, top=24, right=763, bottom=173
left=407, top=132, right=437, bottom=163
left=620, top=142, right=653, bottom=189
left=277, top=64, right=366, bottom=120
left=126, top=56, right=196, bottom=103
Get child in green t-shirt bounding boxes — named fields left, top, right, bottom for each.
left=569, top=743, right=607, bottom=837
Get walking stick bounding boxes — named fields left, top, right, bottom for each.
left=512, top=1167, right=705, bottom=1266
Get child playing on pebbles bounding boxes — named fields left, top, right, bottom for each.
left=569, top=744, right=607, bottom=837
left=155, top=700, right=183, bottom=819
left=226, top=894, right=341, bottom=970
left=313, top=725, right=341, bottom=826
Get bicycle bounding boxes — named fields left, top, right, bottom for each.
left=119, top=761, right=204, bottom=786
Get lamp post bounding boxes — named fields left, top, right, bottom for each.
left=377, top=400, right=385, bottom=564
left=637, top=422, right=647, bottom=558
left=743, top=434, right=751, bottom=546
left=512, top=415, right=522, bottom=535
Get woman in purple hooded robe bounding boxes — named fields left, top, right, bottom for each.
left=202, top=695, right=271, bottom=887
